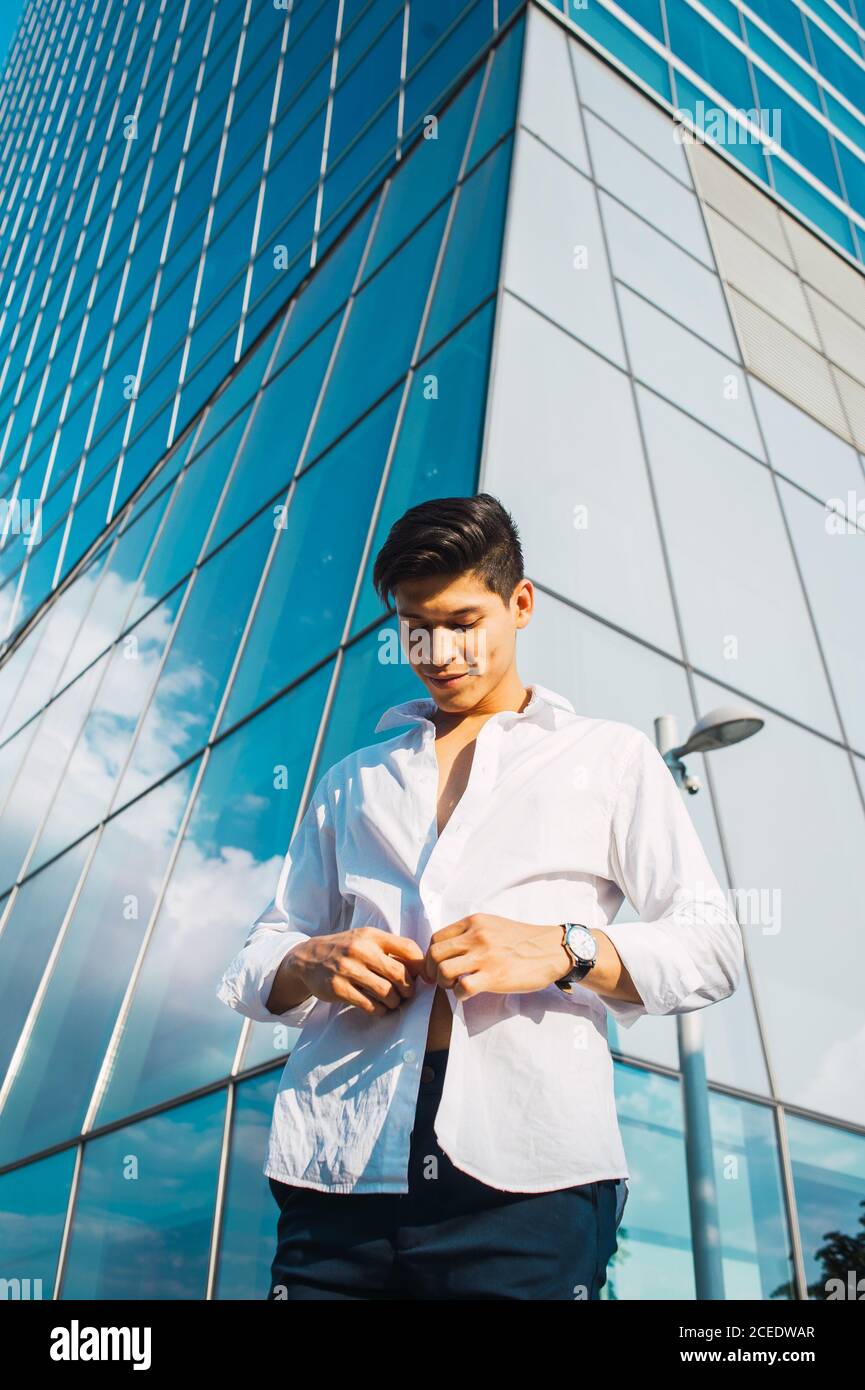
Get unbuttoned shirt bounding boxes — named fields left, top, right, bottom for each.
left=216, top=682, right=743, bottom=1195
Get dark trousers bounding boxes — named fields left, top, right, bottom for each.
left=267, top=1047, right=626, bottom=1300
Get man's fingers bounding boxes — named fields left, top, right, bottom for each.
left=343, top=958, right=413, bottom=1008
left=428, top=917, right=473, bottom=943
left=353, top=929, right=425, bottom=989
left=422, top=934, right=475, bottom=983
left=362, top=945, right=420, bottom=997
left=330, top=977, right=390, bottom=1016
left=375, top=932, right=426, bottom=965
left=427, top=952, right=481, bottom=991
left=452, top=970, right=486, bottom=1001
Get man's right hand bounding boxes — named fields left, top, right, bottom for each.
left=267, top=927, right=426, bottom=1017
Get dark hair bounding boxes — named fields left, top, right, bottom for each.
left=372, top=493, right=524, bottom=609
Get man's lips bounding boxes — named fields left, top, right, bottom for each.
left=427, top=672, right=469, bottom=686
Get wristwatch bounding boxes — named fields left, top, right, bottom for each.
left=554, top=922, right=598, bottom=992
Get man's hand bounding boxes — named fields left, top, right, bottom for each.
left=281, top=927, right=426, bottom=1017
left=422, top=914, right=643, bottom=1004
left=422, top=914, right=571, bottom=1000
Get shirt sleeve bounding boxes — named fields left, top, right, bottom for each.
left=216, top=774, right=343, bottom=1028
left=595, top=729, right=744, bottom=1030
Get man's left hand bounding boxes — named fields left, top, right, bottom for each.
left=422, top=913, right=572, bottom=1000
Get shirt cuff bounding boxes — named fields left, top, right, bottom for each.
left=592, top=921, right=707, bottom=1029
left=216, top=931, right=316, bottom=1026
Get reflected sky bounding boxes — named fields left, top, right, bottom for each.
left=96, top=662, right=332, bottom=1124
left=215, top=1068, right=282, bottom=1300
left=0, top=1146, right=77, bottom=1299
left=60, top=1090, right=225, bottom=1300
left=0, top=760, right=200, bottom=1167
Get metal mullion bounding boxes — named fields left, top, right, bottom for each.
left=51, top=1141, right=85, bottom=1301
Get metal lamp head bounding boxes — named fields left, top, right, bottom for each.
left=676, top=703, right=765, bottom=757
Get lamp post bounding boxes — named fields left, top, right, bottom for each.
left=654, top=703, right=764, bottom=1302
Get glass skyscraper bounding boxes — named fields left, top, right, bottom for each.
left=0, top=0, right=862, bottom=1302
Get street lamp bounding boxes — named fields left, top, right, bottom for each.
left=653, top=702, right=763, bottom=1302
left=657, top=703, right=765, bottom=794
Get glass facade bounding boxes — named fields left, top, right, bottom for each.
left=482, top=5, right=865, bottom=1301
left=556, top=0, right=865, bottom=263
left=0, top=0, right=863, bottom=1302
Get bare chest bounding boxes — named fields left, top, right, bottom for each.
left=434, top=735, right=478, bottom=837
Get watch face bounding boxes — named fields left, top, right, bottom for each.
left=566, top=924, right=597, bottom=964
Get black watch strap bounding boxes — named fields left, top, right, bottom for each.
left=555, top=923, right=595, bottom=990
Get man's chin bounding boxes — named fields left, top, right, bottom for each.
left=425, top=673, right=484, bottom=705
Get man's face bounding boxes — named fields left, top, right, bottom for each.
left=392, top=569, right=532, bottom=712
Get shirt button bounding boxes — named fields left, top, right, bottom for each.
left=403, top=1049, right=417, bottom=1064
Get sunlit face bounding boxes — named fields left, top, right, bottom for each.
left=393, top=569, right=533, bottom=712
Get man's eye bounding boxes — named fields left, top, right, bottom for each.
left=404, top=621, right=477, bottom=638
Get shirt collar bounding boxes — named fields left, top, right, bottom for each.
left=373, top=681, right=575, bottom=733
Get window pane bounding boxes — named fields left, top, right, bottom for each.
left=214, top=1069, right=282, bottom=1300
left=125, top=418, right=249, bottom=628
left=639, top=385, right=841, bottom=735
left=28, top=593, right=185, bottom=872
left=351, top=302, right=492, bottom=635
left=60, top=1090, right=225, bottom=1300
left=666, top=0, right=756, bottom=112
left=420, top=134, right=513, bottom=354
left=0, top=662, right=105, bottom=896
left=483, top=293, right=680, bottom=653
left=780, top=479, right=865, bottom=751
left=600, top=189, right=738, bottom=354
left=0, top=837, right=95, bottom=1086
left=462, top=10, right=523, bottom=169
left=502, top=127, right=626, bottom=365
left=754, top=70, right=842, bottom=196
left=316, top=621, right=422, bottom=775
left=564, top=0, right=672, bottom=102
left=621, top=288, right=765, bottom=456
left=97, top=664, right=332, bottom=1123
left=203, top=318, right=341, bottom=557
left=363, top=67, right=482, bottom=282
left=583, top=112, right=714, bottom=267
left=750, top=376, right=864, bottom=504
left=307, top=206, right=449, bottom=458
left=786, top=1112, right=865, bottom=1299
left=220, top=389, right=399, bottom=731
left=608, top=1064, right=695, bottom=1300
left=711, top=1091, right=795, bottom=1299
left=0, top=1148, right=78, bottom=1300
left=114, top=511, right=274, bottom=809
left=0, top=762, right=199, bottom=1167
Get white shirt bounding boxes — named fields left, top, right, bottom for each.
left=216, top=682, right=743, bottom=1195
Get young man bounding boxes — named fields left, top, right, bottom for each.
left=217, top=492, right=743, bottom=1301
